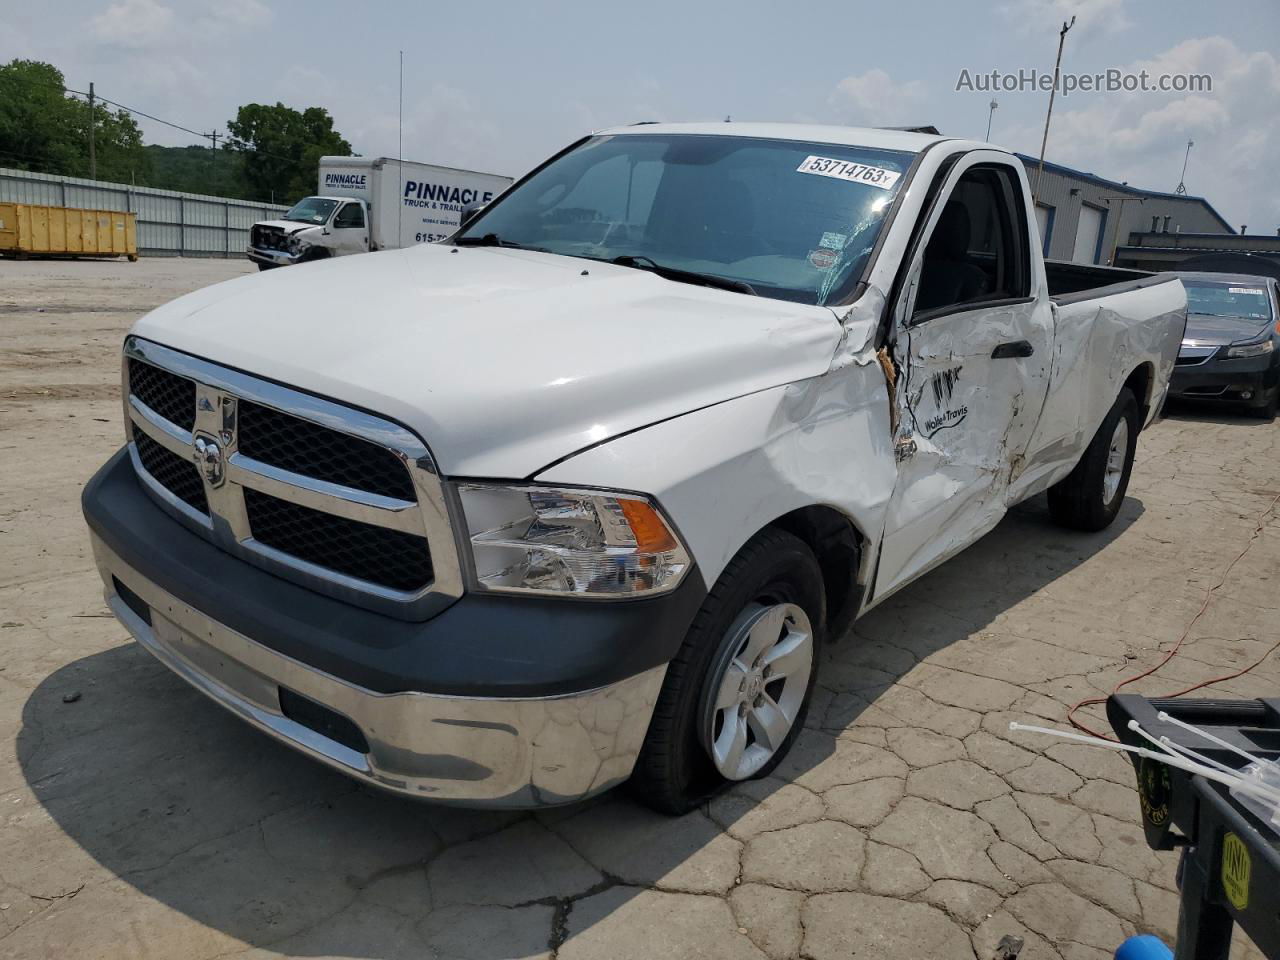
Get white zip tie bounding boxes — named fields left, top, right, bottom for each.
left=1126, top=721, right=1280, bottom=807
left=1157, top=710, right=1265, bottom=767
left=1158, top=736, right=1253, bottom=781
left=1123, top=720, right=1234, bottom=775
left=1010, top=721, right=1280, bottom=807
left=1008, top=722, right=1133, bottom=751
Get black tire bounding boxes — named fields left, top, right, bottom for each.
left=256, top=262, right=276, bottom=272
left=629, top=528, right=825, bottom=815
left=1047, top=387, right=1139, bottom=532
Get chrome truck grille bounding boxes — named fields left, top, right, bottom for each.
left=122, top=338, right=462, bottom=619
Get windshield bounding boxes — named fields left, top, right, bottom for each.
left=1184, top=281, right=1273, bottom=321
left=457, top=134, right=914, bottom=305
left=283, top=197, right=339, bottom=225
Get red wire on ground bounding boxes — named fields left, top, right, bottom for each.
left=1066, top=490, right=1280, bottom=741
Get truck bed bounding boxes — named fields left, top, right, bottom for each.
left=1045, top=259, right=1169, bottom=304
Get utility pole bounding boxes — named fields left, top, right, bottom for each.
left=209, top=130, right=220, bottom=185
left=985, top=99, right=998, bottom=141
left=88, top=81, right=97, bottom=180
left=1034, top=16, right=1075, bottom=204
left=1174, top=139, right=1193, bottom=195
left=398, top=50, right=404, bottom=244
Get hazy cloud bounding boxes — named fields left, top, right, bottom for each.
left=90, top=0, right=176, bottom=48
left=348, top=82, right=506, bottom=175
left=1000, top=0, right=1130, bottom=36
left=999, top=36, right=1280, bottom=229
left=828, top=69, right=926, bottom=127
left=4, top=2, right=1275, bottom=228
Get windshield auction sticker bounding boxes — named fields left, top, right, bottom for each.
left=797, top=156, right=901, bottom=190
left=808, top=248, right=838, bottom=270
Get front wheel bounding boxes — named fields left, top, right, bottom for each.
left=630, top=528, right=825, bottom=814
left=1048, top=387, right=1139, bottom=532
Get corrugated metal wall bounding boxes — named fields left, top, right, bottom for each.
left=1018, top=161, right=1230, bottom=265
left=0, top=167, right=287, bottom=258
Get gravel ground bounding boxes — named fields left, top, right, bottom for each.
left=1, top=256, right=1275, bottom=959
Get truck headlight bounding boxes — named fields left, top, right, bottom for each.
left=456, top=483, right=691, bottom=597
left=1226, top=340, right=1274, bottom=359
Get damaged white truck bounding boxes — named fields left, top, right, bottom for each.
left=83, top=123, right=1185, bottom=812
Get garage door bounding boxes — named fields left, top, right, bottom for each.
left=1035, top=204, right=1053, bottom=255
left=1072, top=204, right=1104, bottom=264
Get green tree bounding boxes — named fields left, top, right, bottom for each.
left=0, top=59, right=149, bottom=182
left=0, top=59, right=84, bottom=175
left=145, top=144, right=251, bottom=199
left=225, top=103, right=352, bottom=204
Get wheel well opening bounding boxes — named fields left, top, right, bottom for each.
left=768, top=506, right=865, bottom=639
left=1123, top=363, right=1155, bottom=422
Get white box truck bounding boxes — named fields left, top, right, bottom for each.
left=247, top=156, right=511, bottom=269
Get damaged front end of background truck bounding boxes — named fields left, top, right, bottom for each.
left=82, top=123, right=1186, bottom=812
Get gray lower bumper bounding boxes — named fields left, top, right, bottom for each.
left=91, top=531, right=666, bottom=808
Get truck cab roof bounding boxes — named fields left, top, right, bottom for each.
left=600, top=121, right=954, bottom=154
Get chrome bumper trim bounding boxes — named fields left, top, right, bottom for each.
left=92, top=531, right=666, bottom=808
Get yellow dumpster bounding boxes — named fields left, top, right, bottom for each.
left=0, top=203, right=138, bottom=261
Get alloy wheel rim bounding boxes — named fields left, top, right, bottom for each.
left=704, top=602, right=814, bottom=781
left=1103, top=417, right=1129, bottom=506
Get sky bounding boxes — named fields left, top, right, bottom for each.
left=3, top=0, right=1278, bottom=231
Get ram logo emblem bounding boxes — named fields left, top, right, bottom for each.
left=193, top=435, right=225, bottom=487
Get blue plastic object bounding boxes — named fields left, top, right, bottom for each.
left=1115, top=934, right=1173, bottom=960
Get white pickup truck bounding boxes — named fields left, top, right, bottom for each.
left=84, top=123, right=1185, bottom=812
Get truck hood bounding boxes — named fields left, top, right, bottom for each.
left=254, top=220, right=318, bottom=235
left=132, top=244, right=845, bottom=477
left=1182, top=312, right=1271, bottom=348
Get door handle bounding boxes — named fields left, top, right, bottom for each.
left=992, top=340, right=1034, bottom=359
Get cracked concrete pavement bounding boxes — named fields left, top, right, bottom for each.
left=2, top=258, right=1276, bottom=958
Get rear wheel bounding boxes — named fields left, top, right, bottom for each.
left=1048, top=387, right=1139, bottom=532
left=630, top=528, right=825, bottom=814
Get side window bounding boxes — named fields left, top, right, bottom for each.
left=334, top=203, right=365, bottom=229
left=913, top=164, right=1030, bottom=318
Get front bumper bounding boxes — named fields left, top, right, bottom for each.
left=246, top=245, right=303, bottom=266
left=1169, top=350, right=1279, bottom=405
left=83, top=451, right=703, bottom=807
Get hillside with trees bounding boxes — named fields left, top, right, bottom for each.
left=0, top=58, right=354, bottom=204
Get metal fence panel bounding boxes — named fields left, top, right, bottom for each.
left=0, top=167, right=287, bottom=258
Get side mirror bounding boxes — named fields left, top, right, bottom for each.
left=459, top=200, right=488, bottom=231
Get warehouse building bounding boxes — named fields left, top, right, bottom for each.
left=1115, top=229, right=1280, bottom=280
left=1013, top=154, right=1235, bottom=266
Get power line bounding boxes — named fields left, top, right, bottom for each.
left=53, top=81, right=299, bottom=165
left=5, top=73, right=334, bottom=203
